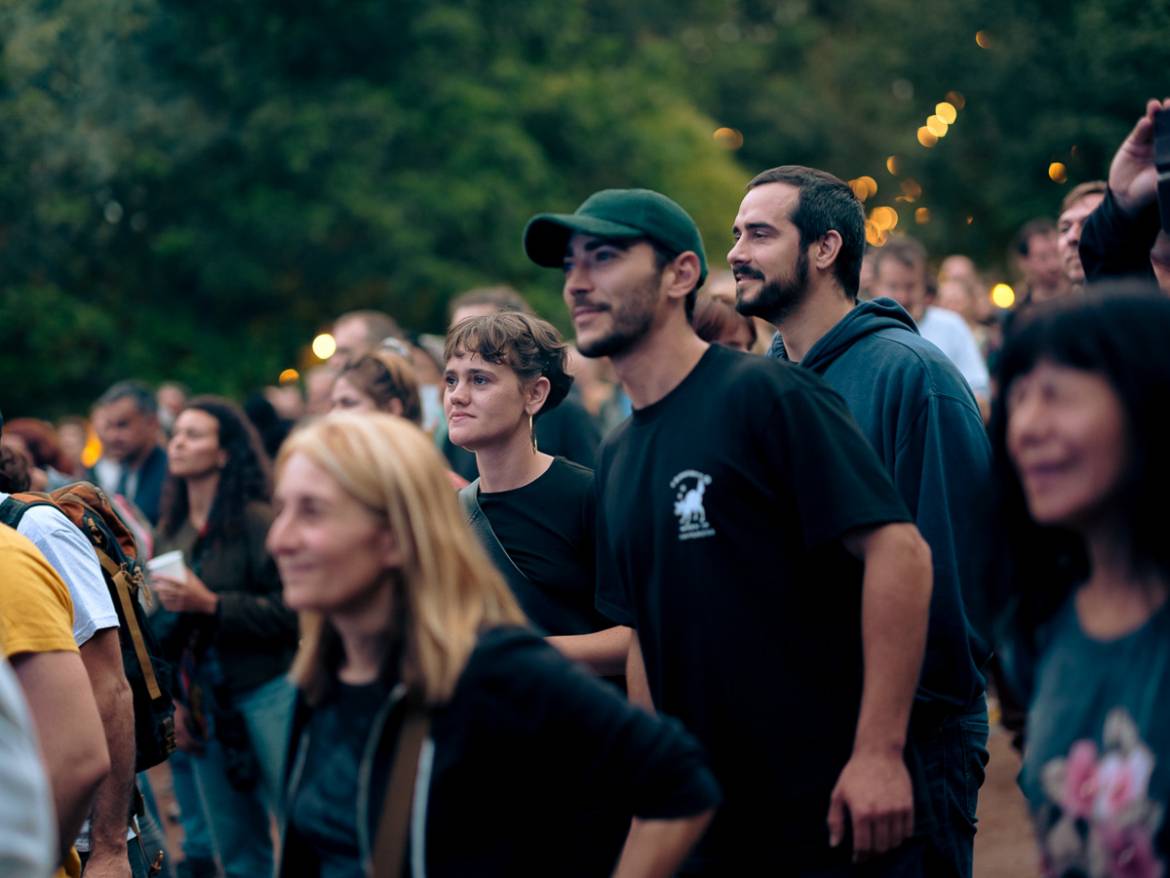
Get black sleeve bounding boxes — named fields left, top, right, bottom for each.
left=1080, top=187, right=1159, bottom=284
left=215, top=506, right=298, bottom=643
left=470, top=630, right=720, bottom=818
left=764, top=378, right=912, bottom=548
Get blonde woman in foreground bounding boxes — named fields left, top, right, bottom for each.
left=272, top=412, right=718, bottom=878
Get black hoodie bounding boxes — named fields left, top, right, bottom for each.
left=770, top=297, right=994, bottom=710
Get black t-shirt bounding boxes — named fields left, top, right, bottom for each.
left=595, top=344, right=912, bottom=870
left=477, top=457, right=608, bottom=636
left=287, top=680, right=390, bottom=878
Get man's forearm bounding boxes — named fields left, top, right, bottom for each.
left=614, top=812, right=714, bottom=878
left=546, top=625, right=631, bottom=676
left=626, top=630, right=654, bottom=712
left=854, top=524, right=932, bottom=754
left=81, top=631, right=135, bottom=860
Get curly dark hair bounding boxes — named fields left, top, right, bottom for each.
left=157, top=396, right=272, bottom=544
left=443, top=312, right=573, bottom=416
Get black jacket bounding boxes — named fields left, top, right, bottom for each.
left=280, top=626, right=719, bottom=877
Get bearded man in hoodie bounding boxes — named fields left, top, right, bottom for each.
left=729, top=165, right=995, bottom=878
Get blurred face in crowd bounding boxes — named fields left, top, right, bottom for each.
left=1006, top=361, right=1129, bottom=530
left=450, top=303, right=497, bottom=328
left=1057, top=193, right=1105, bottom=285
left=268, top=452, right=400, bottom=615
left=873, top=256, right=928, bottom=321
left=728, top=182, right=811, bottom=322
left=332, top=317, right=374, bottom=369
left=330, top=375, right=377, bottom=414
left=1021, top=232, right=1066, bottom=296
left=100, top=396, right=159, bottom=464
left=563, top=234, right=664, bottom=359
left=57, top=421, right=87, bottom=471
left=167, top=409, right=225, bottom=480
left=936, top=279, right=976, bottom=323
left=714, top=320, right=756, bottom=353
left=443, top=352, right=535, bottom=451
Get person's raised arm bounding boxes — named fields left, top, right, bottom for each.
left=830, top=521, right=931, bottom=862
left=78, top=628, right=135, bottom=877
left=11, top=650, right=110, bottom=861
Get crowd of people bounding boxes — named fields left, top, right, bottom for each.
left=1, top=96, right=1168, bottom=878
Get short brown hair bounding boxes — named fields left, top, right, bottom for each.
left=1061, top=180, right=1107, bottom=214
left=334, top=310, right=402, bottom=347
left=444, top=312, right=572, bottom=416
left=872, top=237, right=928, bottom=277
left=692, top=293, right=757, bottom=348
left=447, top=286, right=532, bottom=320
left=337, top=351, right=423, bottom=424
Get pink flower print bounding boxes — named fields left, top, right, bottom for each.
left=1095, top=749, right=1156, bottom=822
left=1098, top=822, right=1164, bottom=878
left=1062, top=739, right=1100, bottom=819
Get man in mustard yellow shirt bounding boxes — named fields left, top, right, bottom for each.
left=0, top=523, right=110, bottom=877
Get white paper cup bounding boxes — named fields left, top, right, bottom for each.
left=147, top=550, right=188, bottom=582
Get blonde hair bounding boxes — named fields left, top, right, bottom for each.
left=277, top=412, right=525, bottom=705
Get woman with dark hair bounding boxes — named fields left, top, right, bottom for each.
left=151, top=396, right=298, bottom=878
left=992, top=286, right=1170, bottom=877
left=444, top=313, right=627, bottom=676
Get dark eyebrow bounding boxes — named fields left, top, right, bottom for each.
left=735, top=221, right=777, bottom=235
left=563, top=238, right=635, bottom=260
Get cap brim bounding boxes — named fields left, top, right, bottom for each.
left=523, top=214, right=644, bottom=268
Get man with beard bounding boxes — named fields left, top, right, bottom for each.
left=730, top=165, right=995, bottom=878
left=524, top=188, right=933, bottom=875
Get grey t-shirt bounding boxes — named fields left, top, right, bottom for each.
left=1019, top=594, right=1170, bottom=877
left=0, top=656, right=56, bottom=878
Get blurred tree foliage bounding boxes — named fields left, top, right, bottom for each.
left=1, top=0, right=1165, bottom=417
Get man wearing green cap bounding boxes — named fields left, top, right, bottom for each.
left=524, top=190, right=934, bottom=874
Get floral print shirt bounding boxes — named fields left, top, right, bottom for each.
left=1019, top=596, right=1170, bottom=878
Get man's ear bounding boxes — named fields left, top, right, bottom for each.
left=663, top=251, right=703, bottom=303
left=814, top=230, right=844, bottom=272
left=524, top=376, right=551, bottom=416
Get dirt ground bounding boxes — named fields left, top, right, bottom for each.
left=973, top=723, right=1038, bottom=878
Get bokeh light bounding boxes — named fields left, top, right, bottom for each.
left=926, top=115, right=949, bottom=137
left=849, top=176, right=879, bottom=201
left=311, top=333, right=337, bottom=360
left=991, top=283, right=1016, bottom=309
left=870, top=206, right=899, bottom=231
left=946, top=90, right=966, bottom=109
left=1048, top=162, right=1069, bottom=183
left=279, top=368, right=301, bottom=384
left=886, top=155, right=900, bottom=175
left=713, top=127, right=745, bottom=149
left=935, top=102, right=958, bottom=124
left=917, top=127, right=938, bottom=148
left=901, top=178, right=923, bottom=201
left=915, top=207, right=931, bottom=224
left=975, top=31, right=991, bottom=48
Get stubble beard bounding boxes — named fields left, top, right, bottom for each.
left=735, top=249, right=810, bottom=324
left=576, top=272, right=661, bottom=359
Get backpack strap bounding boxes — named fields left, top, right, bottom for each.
left=97, top=551, right=164, bottom=701
left=458, top=480, right=532, bottom=589
left=372, top=697, right=430, bottom=878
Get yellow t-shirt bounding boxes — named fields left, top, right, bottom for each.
left=0, top=524, right=78, bottom=658
left=0, top=524, right=83, bottom=878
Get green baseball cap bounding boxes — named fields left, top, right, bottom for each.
left=523, top=188, right=708, bottom=286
